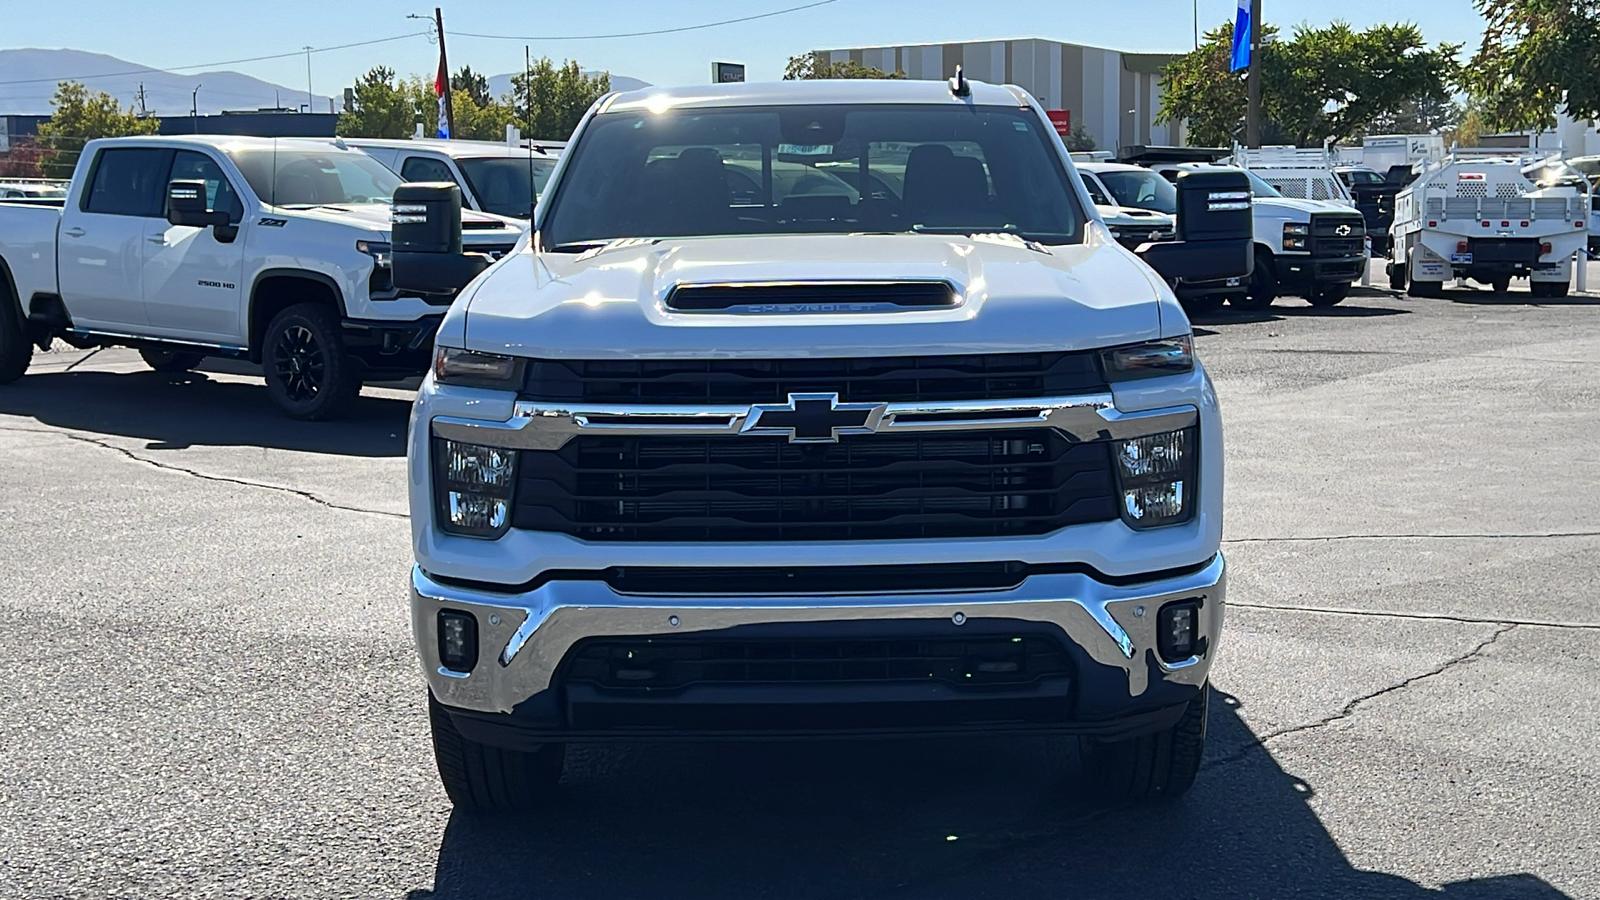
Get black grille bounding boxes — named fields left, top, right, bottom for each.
left=667, top=281, right=956, bottom=311
left=521, top=353, right=1107, bottom=404
left=1311, top=213, right=1365, bottom=237
left=513, top=430, right=1119, bottom=541
left=564, top=634, right=1072, bottom=690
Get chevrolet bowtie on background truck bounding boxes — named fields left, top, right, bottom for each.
left=395, top=77, right=1244, bottom=813
left=0, top=135, right=522, bottom=418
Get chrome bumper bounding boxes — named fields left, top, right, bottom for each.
left=411, top=554, right=1226, bottom=717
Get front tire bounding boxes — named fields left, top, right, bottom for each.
left=1308, top=282, right=1350, bottom=307
left=0, top=298, right=30, bottom=384
left=1233, top=251, right=1277, bottom=309
left=140, top=348, right=206, bottom=373
left=262, top=303, right=360, bottom=420
left=1080, top=687, right=1208, bottom=801
left=429, top=692, right=565, bottom=814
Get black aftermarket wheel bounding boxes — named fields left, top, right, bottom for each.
left=0, top=297, right=30, bottom=384
left=262, top=302, right=360, bottom=420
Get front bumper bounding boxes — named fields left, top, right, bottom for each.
left=412, top=553, right=1225, bottom=740
left=1278, top=251, right=1366, bottom=283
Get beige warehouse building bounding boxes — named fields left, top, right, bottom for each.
left=810, top=40, right=1183, bottom=154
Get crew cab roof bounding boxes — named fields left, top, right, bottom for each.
left=600, top=78, right=1028, bottom=113
left=84, top=134, right=368, bottom=154
left=340, top=137, right=566, bottom=158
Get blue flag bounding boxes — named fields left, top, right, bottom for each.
left=1231, top=0, right=1252, bottom=72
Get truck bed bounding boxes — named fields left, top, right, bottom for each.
left=0, top=202, right=63, bottom=303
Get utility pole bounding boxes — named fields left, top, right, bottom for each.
left=304, top=46, right=314, bottom=112
left=435, top=7, right=455, bottom=139
left=191, top=84, right=202, bottom=133
left=1245, top=0, right=1262, bottom=148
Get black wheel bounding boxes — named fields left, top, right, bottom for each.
left=1547, top=281, right=1570, bottom=298
left=1232, top=251, right=1277, bottom=309
left=1491, top=275, right=1512, bottom=295
left=1387, top=258, right=1407, bottom=291
left=1080, top=687, right=1208, bottom=801
left=262, top=303, right=359, bottom=420
left=139, top=348, right=206, bottom=373
left=0, top=297, right=30, bottom=384
left=1530, top=280, right=1569, bottom=299
left=1308, top=282, right=1350, bottom=307
left=429, top=692, right=565, bottom=813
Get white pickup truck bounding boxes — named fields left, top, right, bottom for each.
left=0, top=135, right=523, bottom=418
left=395, top=77, right=1241, bottom=813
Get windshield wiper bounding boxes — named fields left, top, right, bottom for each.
left=910, top=223, right=1023, bottom=235
left=545, top=240, right=613, bottom=253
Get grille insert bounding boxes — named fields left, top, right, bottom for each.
left=520, top=353, right=1108, bottom=404
left=512, top=430, right=1119, bottom=542
left=667, top=281, right=956, bottom=311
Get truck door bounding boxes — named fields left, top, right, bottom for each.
left=57, top=146, right=173, bottom=331
left=140, top=150, right=247, bottom=343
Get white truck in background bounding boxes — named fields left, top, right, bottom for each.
left=0, top=135, right=523, bottom=418
left=1388, top=151, right=1588, bottom=298
left=1230, top=146, right=1356, bottom=208
left=346, top=136, right=564, bottom=221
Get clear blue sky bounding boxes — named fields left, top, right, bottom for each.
left=5, top=0, right=1485, bottom=94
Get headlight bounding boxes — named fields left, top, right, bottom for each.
left=1100, top=335, right=1193, bottom=380
left=432, top=438, right=517, bottom=538
left=433, top=346, right=525, bottom=389
left=1282, top=222, right=1309, bottom=250
left=1112, top=427, right=1196, bottom=529
left=356, top=239, right=391, bottom=267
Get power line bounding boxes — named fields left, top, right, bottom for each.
left=0, top=32, right=429, bottom=88
left=452, top=0, right=839, bottom=41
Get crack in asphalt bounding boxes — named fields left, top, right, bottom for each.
left=1204, top=623, right=1517, bottom=772
left=0, top=425, right=405, bottom=520
left=1225, top=530, right=1600, bottom=543
left=1229, top=601, right=1600, bottom=631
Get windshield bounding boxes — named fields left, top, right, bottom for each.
left=1096, top=169, right=1178, bottom=214
left=1244, top=169, right=1283, bottom=198
left=228, top=145, right=404, bottom=207
left=1340, top=169, right=1386, bottom=186
left=457, top=156, right=557, bottom=219
left=541, top=103, right=1086, bottom=246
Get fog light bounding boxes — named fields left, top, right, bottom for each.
left=1157, top=601, right=1199, bottom=662
left=438, top=610, right=479, bottom=672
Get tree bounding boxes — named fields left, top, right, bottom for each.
left=451, top=65, right=492, bottom=108
left=1465, top=0, right=1600, bottom=130
left=784, top=53, right=904, bottom=80
left=0, top=139, right=47, bottom=178
left=338, top=66, right=428, bottom=138
left=35, top=81, right=158, bottom=177
left=1367, top=95, right=1464, bottom=136
left=511, top=59, right=609, bottom=141
left=1158, top=21, right=1459, bottom=147
left=1061, top=123, right=1097, bottom=152
left=450, top=87, right=516, bottom=141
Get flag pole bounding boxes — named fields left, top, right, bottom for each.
left=1246, top=0, right=1261, bottom=148
left=435, top=6, right=456, bottom=139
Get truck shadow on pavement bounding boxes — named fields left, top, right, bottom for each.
left=407, top=687, right=1571, bottom=900
left=0, top=369, right=409, bottom=456
left=1189, top=302, right=1410, bottom=326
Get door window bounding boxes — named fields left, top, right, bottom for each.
left=83, top=147, right=170, bottom=216
left=400, top=155, right=458, bottom=184
left=168, top=150, right=243, bottom=222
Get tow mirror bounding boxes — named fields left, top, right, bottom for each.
left=166, top=180, right=230, bottom=228
left=391, top=182, right=491, bottom=297
left=1136, top=168, right=1254, bottom=284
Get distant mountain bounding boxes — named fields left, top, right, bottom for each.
left=0, top=48, right=333, bottom=116
left=485, top=71, right=650, bottom=100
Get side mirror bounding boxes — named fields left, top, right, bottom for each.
left=1136, top=168, right=1254, bottom=284
left=391, top=182, right=491, bottom=296
left=166, top=180, right=230, bottom=228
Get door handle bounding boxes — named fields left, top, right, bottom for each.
left=147, top=235, right=168, bottom=245
left=63, top=227, right=86, bottom=238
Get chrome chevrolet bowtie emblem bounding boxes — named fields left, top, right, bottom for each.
left=1334, top=224, right=1353, bottom=236
left=742, top=393, right=887, bottom=443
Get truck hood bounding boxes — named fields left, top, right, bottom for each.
left=1254, top=196, right=1348, bottom=217
left=284, top=203, right=521, bottom=238
left=458, top=233, right=1168, bottom=359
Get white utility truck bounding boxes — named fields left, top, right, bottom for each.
left=0, top=135, right=523, bottom=418
left=1230, top=146, right=1356, bottom=208
left=392, top=77, right=1245, bottom=813
left=346, top=136, right=563, bottom=221
left=1388, top=150, right=1588, bottom=298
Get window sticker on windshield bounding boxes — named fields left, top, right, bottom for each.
left=778, top=143, right=833, bottom=155
left=1014, top=121, right=1029, bottom=131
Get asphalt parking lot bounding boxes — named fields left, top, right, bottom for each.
left=2, top=271, right=1597, bottom=899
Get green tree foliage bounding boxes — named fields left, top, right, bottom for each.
left=1159, top=22, right=1459, bottom=147
left=511, top=59, right=610, bottom=140
left=36, top=81, right=158, bottom=177
left=338, top=66, right=429, bottom=138
left=1465, top=0, right=1600, bottom=130
left=784, top=53, right=905, bottom=80
left=1368, top=95, right=1464, bottom=136
left=450, top=65, right=492, bottom=108
left=1061, top=123, right=1097, bottom=152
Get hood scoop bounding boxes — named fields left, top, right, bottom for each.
left=666, top=280, right=960, bottom=314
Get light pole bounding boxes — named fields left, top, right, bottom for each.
left=304, top=46, right=314, bottom=112
left=191, top=84, right=201, bottom=132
